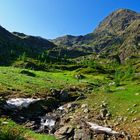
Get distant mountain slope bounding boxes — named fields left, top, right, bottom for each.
left=0, top=27, right=56, bottom=65
left=52, top=9, right=140, bottom=62
left=119, top=19, right=140, bottom=62
left=13, top=32, right=55, bottom=50
left=51, top=35, right=84, bottom=47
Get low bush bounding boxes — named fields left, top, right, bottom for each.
left=20, top=70, right=36, bottom=77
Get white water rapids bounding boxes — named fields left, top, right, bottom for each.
left=41, top=118, right=56, bottom=128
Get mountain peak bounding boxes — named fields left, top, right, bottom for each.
left=94, top=8, right=140, bottom=35
left=114, top=8, right=137, bottom=14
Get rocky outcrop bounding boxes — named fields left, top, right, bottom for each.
left=1, top=97, right=130, bottom=140
left=54, top=121, right=124, bottom=140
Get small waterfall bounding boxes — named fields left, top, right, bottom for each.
left=38, top=114, right=57, bottom=134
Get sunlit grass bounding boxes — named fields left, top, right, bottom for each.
left=0, top=66, right=107, bottom=97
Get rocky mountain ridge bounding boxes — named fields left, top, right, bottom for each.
left=52, top=9, right=140, bottom=62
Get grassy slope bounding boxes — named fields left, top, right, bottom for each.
left=83, top=80, right=140, bottom=118
left=0, top=66, right=105, bottom=97
left=0, top=67, right=77, bottom=96
left=0, top=65, right=140, bottom=139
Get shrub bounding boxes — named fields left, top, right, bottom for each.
left=76, top=67, right=95, bottom=74
left=114, top=66, right=135, bottom=86
left=124, top=65, right=135, bottom=79
left=20, top=70, right=36, bottom=77
left=114, top=70, right=124, bottom=86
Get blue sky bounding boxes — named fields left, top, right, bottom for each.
left=0, top=0, right=140, bottom=39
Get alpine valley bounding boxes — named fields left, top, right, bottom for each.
left=0, top=9, right=140, bottom=140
